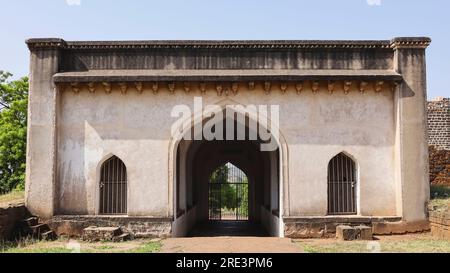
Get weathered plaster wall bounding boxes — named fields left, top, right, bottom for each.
left=394, top=46, right=430, bottom=222
left=56, top=83, right=397, bottom=218
left=25, top=49, right=60, bottom=219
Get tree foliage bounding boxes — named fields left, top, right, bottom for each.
left=0, top=71, right=28, bottom=193
left=209, top=164, right=249, bottom=216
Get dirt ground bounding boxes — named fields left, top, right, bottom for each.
left=161, top=237, right=303, bottom=253
left=160, top=233, right=450, bottom=253
left=2, top=232, right=450, bottom=253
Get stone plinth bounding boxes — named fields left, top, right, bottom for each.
left=82, top=226, right=122, bottom=242
left=429, top=210, right=450, bottom=240
left=336, top=225, right=373, bottom=241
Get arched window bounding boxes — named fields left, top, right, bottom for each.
left=208, top=163, right=249, bottom=221
left=327, top=153, right=357, bottom=215
left=99, top=156, right=127, bottom=215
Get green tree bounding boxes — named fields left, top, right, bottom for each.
left=209, top=164, right=229, bottom=184
left=209, top=165, right=229, bottom=216
left=0, top=71, right=28, bottom=193
left=239, top=177, right=249, bottom=217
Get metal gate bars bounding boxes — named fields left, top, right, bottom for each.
left=99, top=156, right=127, bottom=214
left=327, top=153, right=357, bottom=215
left=208, top=163, right=249, bottom=221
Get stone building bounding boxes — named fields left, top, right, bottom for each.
left=25, top=37, right=431, bottom=238
left=428, top=97, right=450, bottom=185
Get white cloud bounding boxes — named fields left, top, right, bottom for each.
left=66, top=0, right=81, bottom=6
left=366, top=0, right=382, bottom=6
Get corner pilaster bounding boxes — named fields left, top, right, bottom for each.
left=391, top=37, right=431, bottom=222
left=25, top=38, right=66, bottom=218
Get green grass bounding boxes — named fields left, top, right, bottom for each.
left=298, top=235, right=450, bottom=253
left=128, top=241, right=162, bottom=253
left=431, top=185, right=450, bottom=199
left=0, top=190, right=24, bottom=206
left=0, top=238, right=162, bottom=254
left=430, top=185, right=450, bottom=212
left=3, top=246, right=72, bottom=253
left=0, top=237, right=72, bottom=253
left=91, top=245, right=116, bottom=250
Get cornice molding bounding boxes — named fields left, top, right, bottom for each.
left=24, top=38, right=429, bottom=51
left=26, top=38, right=67, bottom=50
left=64, top=41, right=393, bottom=50
left=390, top=37, right=431, bottom=49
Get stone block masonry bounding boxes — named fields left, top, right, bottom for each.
left=429, top=207, right=450, bottom=240
left=428, top=98, right=450, bottom=151
left=48, top=215, right=172, bottom=238
left=428, top=98, right=450, bottom=185
left=429, top=145, right=450, bottom=185
left=336, top=225, right=373, bottom=241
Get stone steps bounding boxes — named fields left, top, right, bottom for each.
left=113, top=233, right=131, bottom=242
left=18, top=216, right=57, bottom=241
left=41, top=230, right=57, bottom=241
left=82, top=226, right=131, bottom=242
left=21, top=217, right=39, bottom=227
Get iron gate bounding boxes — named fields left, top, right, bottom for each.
left=209, top=163, right=249, bottom=221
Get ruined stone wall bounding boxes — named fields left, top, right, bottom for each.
left=428, top=98, right=450, bottom=150
left=428, top=98, right=450, bottom=185
left=429, top=206, right=450, bottom=240
left=0, top=204, right=29, bottom=241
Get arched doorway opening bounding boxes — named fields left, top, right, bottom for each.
left=208, top=162, right=249, bottom=221
left=171, top=107, right=283, bottom=237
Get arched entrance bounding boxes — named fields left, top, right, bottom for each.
left=208, top=162, right=249, bottom=221
left=171, top=106, right=284, bottom=237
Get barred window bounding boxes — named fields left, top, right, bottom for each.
left=99, top=156, right=127, bottom=215
left=327, top=153, right=357, bottom=215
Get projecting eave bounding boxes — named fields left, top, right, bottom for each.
left=53, top=69, right=403, bottom=83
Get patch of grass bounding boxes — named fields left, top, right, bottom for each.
left=302, top=245, right=320, bottom=253
left=430, top=185, right=450, bottom=212
left=431, top=185, right=450, bottom=199
left=92, top=245, right=116, bottom=250
left=0, top=190, right=24, bottom=206
left=128, top=240, right=162, bottom=253
left=1, top=238, right=162, bottom=254
left=378, top=238, right=450, bottom=253
left=299, top=240, right=368, bottom=253
left=4, top=246, right=71, bottom=253
left=297, top=234, right=450, bottom=253
left=1, top=237, right=72, bottom=253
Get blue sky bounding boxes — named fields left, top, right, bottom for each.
left=0, top=0, right=449, bottom=99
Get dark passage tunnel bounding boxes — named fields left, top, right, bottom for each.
left=173, top=115, right=281, bottom=237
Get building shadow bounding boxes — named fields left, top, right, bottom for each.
left=188, top=221, right=269, bottom=237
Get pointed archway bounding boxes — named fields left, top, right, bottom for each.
left=208, top=162, right=249, bottom=221
left=170, top=104, right=285, bottom=237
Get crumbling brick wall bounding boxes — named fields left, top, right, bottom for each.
left=428, top=98, right=450, bottom=185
